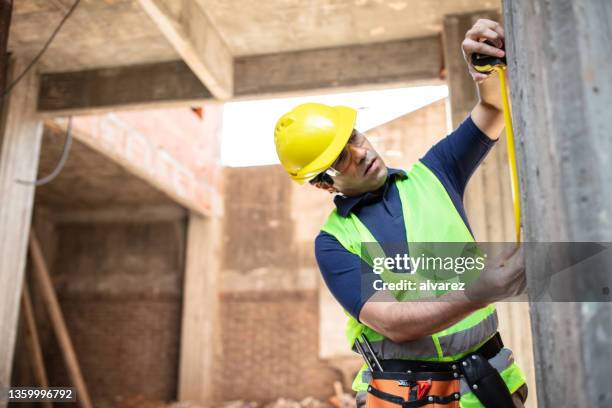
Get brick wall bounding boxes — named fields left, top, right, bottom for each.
left=220, top=166, right=342, bottom=403
left=32, top=220, right=186, bottom=408
left=219, top=290, right=340, bottom=402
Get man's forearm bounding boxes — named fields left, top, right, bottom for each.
left=477, top=70, right=504, bottom=110
left=361, top=291, right=489, bottom=343
left=471, top=72, right=504, bottom=140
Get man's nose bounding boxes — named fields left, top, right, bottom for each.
left=349, top=145, right=367, bottom=164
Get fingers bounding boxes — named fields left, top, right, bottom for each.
left=507, top=246, right=525, bottom=271
left=467, top=27, right=502, bottom=46
left=463, top=38, right=505, bottom=58
left=498, top=243, right=520, bottom=264
left=466, top=19, right=505, bottom=40
left=472, top=72, right=489, bottom=84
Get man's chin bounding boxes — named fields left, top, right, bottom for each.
left=370, top=165, right=388, bottom=189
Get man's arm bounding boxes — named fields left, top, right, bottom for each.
left=315, top=232, right=377, bottom=319
left=461, top=19, right=507, bottom=140
left=359, top=245, right=525, bottom=343
left=359, top=291, right=484, bottom=343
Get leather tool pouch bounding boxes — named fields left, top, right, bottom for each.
left=366, top=371, right=460, bottom=408
left=459, top=353, right=515, bottom=408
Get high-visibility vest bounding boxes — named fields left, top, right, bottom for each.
left=321, top=162, right=525, bottom=408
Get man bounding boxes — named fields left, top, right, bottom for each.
left=274, top=20, right=527, bottom=407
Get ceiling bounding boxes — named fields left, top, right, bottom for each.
left=35, top=122, right=178, bottom=211
left=199, top=0, right=500, bottom=55
left=10, top=0, right=500, bottom=73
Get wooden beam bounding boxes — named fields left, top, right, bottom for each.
left=234, top=35, right=443, bottom=97
left=38, top=60, right=211, bottom=115
left=21, top=284, right=53, bottom=408
left=29, top=231, right=93, bottom=408
left=138, top=0, right=233, bottom=99
left=178, top=214, right=221, bottom=404
left=0, top=0, right=12, bottom=100
left=0, top=58, right=43, bottom=392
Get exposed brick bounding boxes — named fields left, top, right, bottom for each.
left=218, top=290, right=341, bottom=403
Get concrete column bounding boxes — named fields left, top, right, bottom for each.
left=443, top=10, right=537, bottom=405
left=178, top=213, right=222, bottom=403
left=503, top=0, right=612, bottom=406
left=0, top=59, right=43, bottom=391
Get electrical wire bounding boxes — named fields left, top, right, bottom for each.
left=17, top=116, right=73, bottom=186
left=1, top=0, right=80, bottom=100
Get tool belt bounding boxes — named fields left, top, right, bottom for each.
left=360, top=332, right=515, bottom=408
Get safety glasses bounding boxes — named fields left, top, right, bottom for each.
left=323, top=129, right=362, bottom=177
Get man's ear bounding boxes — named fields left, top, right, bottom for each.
left=313, top=181, right=338, bottom=194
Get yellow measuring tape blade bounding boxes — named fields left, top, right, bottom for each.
left=495, top=66, right=521, bottom=242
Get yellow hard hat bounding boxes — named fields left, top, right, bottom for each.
left=274, top=102, right=357, bottom=184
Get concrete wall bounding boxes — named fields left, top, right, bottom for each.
left=504, top=1, right=612, bottom=406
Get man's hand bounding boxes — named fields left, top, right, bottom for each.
left=461, top=19, right=506, bottom=83
left=464, top=19, right=506, bottom=138
left=467, top=245, right=527, bottom=303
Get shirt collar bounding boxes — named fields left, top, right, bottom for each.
left=333, top=167, right=407, bottom=217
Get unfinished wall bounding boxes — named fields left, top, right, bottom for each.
left=38, top=220, right=186, bottom=408
left=219, top=165, right=340, bottom=403
left=364, top=98, right=448, bottom=168
left=11, top=218, right=187, bottom=408
left=504, top=0, right=612, bottom=406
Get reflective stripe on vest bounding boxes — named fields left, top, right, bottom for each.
left=438, top=312, right=498, bottom=358
left=355, top=311, right=499, bottom=360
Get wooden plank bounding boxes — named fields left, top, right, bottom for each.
left=0, top=58, right=43, bottom=392
left=0, top=0, right=12, bottom=100
left=234, top=36, right=443, bottom=97
left=21, top=284, right=53, bottom=408
left=29, top=231, right=93, bottom=408
left=178, top=214, right=221, bottom=403
left=138, top=0, right=233, bottom=99
left=38, top=60, right=212, bottom=115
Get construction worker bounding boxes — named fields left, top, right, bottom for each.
left=274, top=19, right=527, bottom=408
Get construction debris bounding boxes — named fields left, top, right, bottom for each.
left=116, top=394, right=355, bottom=408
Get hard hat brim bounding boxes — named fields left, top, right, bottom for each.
left=291, top=105, right=357, bottom=184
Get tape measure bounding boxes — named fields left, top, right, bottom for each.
left=471, top=48, right=522, bottom=243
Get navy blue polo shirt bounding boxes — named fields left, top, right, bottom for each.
left=314, top=115, right=496, bottom=320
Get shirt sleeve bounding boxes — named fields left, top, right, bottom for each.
left=420, top=114, right=496, bottom=198
left=315, top=231, right=377, bottom=321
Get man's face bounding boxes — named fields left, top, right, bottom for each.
left=322, top=129, right=388, bottom=196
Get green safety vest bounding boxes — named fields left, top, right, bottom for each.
left=320, top=161, right=525, bottom=408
